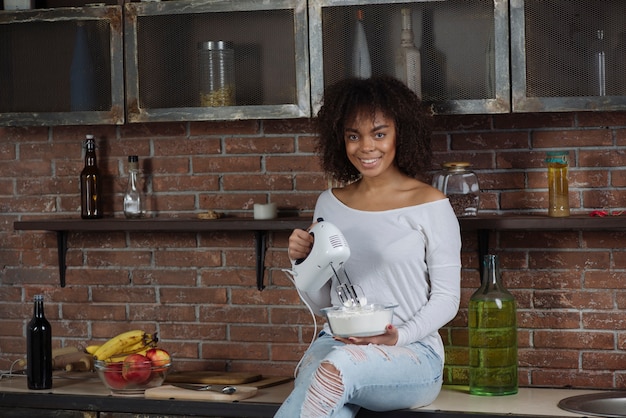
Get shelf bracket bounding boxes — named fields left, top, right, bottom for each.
left=56, top=231, right=68, bottom=288
left=254, top=230, right=267, bottom=291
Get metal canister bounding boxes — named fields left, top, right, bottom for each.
left=198, top=40, right=235, bottom=107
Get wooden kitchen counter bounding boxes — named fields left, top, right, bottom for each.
left=0, top=371, right=600, bottom=417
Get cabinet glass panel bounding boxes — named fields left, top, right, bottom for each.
left=511, top=0, right=626, bottom=112
left=124, top=0, right=309, bottom=122
left=0, top=6, right=124, bottom=126
left=309, top=0, right=509, bottom=115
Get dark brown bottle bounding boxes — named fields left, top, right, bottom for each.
left=80, top=135, right=103, bottom=219
left=27, top=294, right=52, bottom=390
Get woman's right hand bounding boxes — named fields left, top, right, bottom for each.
left=288, top=226, right=315, bottom=261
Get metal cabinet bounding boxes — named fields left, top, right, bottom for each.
left=123, top=0, right=310, bottom=123
left=0, top=6, right=124, bottom=126
left=511, top=0, right=626, bottom=112
left=309, top=0, right=510, bottom=115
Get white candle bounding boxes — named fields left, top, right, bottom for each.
left=253, top=203, right=277, bottom=220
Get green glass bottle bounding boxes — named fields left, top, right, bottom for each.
left=469, top=254, right=518, bottom=396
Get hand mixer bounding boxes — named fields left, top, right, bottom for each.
left=288, top=218, right=367, bottom=307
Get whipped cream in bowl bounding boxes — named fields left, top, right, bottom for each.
left=321, top=303, right=397, bottom=338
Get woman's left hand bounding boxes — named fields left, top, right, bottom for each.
left=334, top=324, right=398, bottom=346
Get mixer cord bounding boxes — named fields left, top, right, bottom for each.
left=282, top=268, right=318, bottom=379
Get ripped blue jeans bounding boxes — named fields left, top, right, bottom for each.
left=274, top=332, right=443, bottom=418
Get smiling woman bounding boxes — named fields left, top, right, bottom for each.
left=277, top=76, right=462, bottom=418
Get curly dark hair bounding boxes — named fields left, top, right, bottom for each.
left=315, top=76, right=433, bottom=183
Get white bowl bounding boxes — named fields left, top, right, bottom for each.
left=321, top=303, right=397, bottom=337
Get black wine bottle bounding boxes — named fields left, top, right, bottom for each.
left=80, top=135, right=103, bottom=219
left=27, top=294, right=52, bottom=390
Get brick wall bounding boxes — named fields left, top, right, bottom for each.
left=1, top=112, right=626, bottom=389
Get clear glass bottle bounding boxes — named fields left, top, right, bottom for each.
left=351, top=9, right=371, bottom=79
left=469, top=254, right=518, bottom=396
left=545, top=151, right=570, bottom=217
left=432, top=162, right=479, bottom=217
left=80, top=135, right=103, bottom=219
left=595, top=29, right=606, bottom=97
left=394, top=8, right=421, bottom=97
left=27, top=294, right=52, bottom=390
left=198, top=40, right=235, bottom=107
left=123, top=155, right=143, bottom=219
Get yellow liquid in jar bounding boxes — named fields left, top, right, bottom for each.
left=547, top=162, right=569, bottom=217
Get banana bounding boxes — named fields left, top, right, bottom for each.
left=93, top=330, right=154, bottom=361
left=52, top=346, right=80, bottom=358
left=107, top=347, right=150, bottom=363
left=84, top=345, right=100, bottom=355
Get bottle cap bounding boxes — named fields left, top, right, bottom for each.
left=128, top=155, right=139, bottom=163
left=34, top=294, right=43, bottom=301
left=442, top=162, right=471, bottom=171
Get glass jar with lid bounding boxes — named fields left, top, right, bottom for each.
left=198, top=40, right=235, bottom=107
left=432, top=162, right=480, bottom=217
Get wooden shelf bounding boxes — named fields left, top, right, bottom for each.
left=14, top=214, right=625, bottom=288
left=14, top=217, right=310, bottom=289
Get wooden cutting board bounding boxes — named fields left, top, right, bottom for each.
left=165, top=371, right=262, bottom=385
left=145, top=384, right=258, bottom=402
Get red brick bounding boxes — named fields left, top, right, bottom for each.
left=154, top=249, right=221, bottom=268
left=493, top=112, right=574, bottom=129
left=153, top=174, right=219, bottom=192
left=477, top=171, right=526, bottom=190
left=189, top=120, right=260, bottom=136
left=529, top=250, right=610, bottom=270
left=120, top=122, right=187, bottom=138
left=579, top=148, right=626, bottom=167
left=518, top=311, right=580, bottom=329
left=533, top=129, right=613, bottom=148
left=159, top=323, right=227, bottom=341
left=583, top=312, right=626, bottom=330
left=230, top=325, right=300, bottom=343
left=296, top=135, right=317, bottom=153
left=128, top=304, right=196, bottom=322
left=225, top=137, right=295, bottom=154
left=585, top=269, right=626, bottom=289
left=265, top=155, right=323, bottom=173
left=433, top=114, right=492, bottom=131
left=202, top=342, right=269, bottom=360
left=154, top=138, right=221, bottom=156
left=86, top=250, right=152, bottom=267
left=583, top=189, right=626, bottom=208
left=519, top=349, right=579, bottom=369
left=451, top=131, right=529, bottom=151
left=531, top=370, right=614, bottom=389
left=92, top=287, right=157, bottom=303
left=132, top=269, right=198, bottom=286
left=263, top=118, right=314, bottom=134
left=222, top=174, right=293, bottom=191
left=533, top=290, right=613, bottom=310
left=578, top=112, right=626, bottom=127
left=534, top=331, right=614, bottom=349
left=160, top=287, right=227, bottom=304
left=582, top=352, right=626, bottom=370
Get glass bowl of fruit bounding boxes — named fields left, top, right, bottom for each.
left=94, top=348, right=171, bottom=396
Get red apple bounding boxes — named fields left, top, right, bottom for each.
left=103, top=362, right=127, bottom=390
left=122, top=353, right=152, bottom=384
left=145, top=347, right=171, bottom=371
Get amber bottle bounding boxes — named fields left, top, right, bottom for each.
left=80, top=135, right=103, bottom=219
